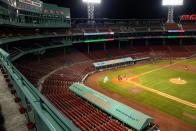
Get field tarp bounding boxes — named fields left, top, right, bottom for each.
left=69, top=83, right=154, bottom=131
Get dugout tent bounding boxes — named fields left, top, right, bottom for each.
left=93, top=57, right=151, bottom=69
left=93, top=57, right=134, bottom=68
left=69, top=83, right=154, bottom=131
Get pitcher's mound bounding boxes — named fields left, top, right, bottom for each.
left=170, top=78, right=187, bottom=85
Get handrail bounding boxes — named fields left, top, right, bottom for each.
left=0, top=48, right=79, bottom=131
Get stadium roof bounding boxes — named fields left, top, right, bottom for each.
left=69, top=83, right=154, bottom=131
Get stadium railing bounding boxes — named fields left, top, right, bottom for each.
left=0, top=48, right=79, bottom=131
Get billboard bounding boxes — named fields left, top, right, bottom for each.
left=162, top=0, right=183, bottom=6
left=180, top=14, right=196, bottom=21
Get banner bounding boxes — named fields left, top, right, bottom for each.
left=180, top=14, right=196, bottom=21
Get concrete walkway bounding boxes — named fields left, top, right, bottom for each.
left=0, top=71, right=28, bottom=131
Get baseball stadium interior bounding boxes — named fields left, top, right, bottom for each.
left=0, top=0, right=196, bottom=131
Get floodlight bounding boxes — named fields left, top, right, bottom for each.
left=162, top=0, right=184, bottom=23
left=83, top=0, right=101, bottom=4
left=83, top=0, right=101, bottom=24
left=162, top=0, right=183, bottom=6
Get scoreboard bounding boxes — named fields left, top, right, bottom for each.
left=16, top=0, right=42, bottom=12
left=18, top=0, right=42, bottom=7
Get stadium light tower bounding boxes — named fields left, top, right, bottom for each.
left=162, top=0, right=184, bottom=23
left=83, top=0, right=101, bottom=23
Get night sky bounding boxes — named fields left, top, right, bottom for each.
left=42, top=0, right=196, bottom=19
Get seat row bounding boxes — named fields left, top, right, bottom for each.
left=45, top=93, right=128, bottom=130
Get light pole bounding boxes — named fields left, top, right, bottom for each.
left=83, top=0, right=101, bottom=24
left=162, top=0, right=184, bottom=23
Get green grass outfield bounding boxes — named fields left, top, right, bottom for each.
left=98, top=59, right=196, bottom=125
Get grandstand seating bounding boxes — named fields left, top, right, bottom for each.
left=42, top=67, right=128, bottom=130
left=168, top=45, right=191, bottom=57
left=14, top=44, right=196, bottom=88
left=41, top=60, right=128, bottom=130
left=12, top=46, right=152, bottom=129
left=97, top=27, right=110, bottom=32
left=150, top=46, right=170, bottom=57
left=45, top=92, right=127, bottom=130
left=134, top=26, right=149, bottom=32
left=150, top=26, right=163, bottom=31
left=14, top=48, right=91, bottom=86
left=13, top=43, right=196, bottom=75
left=6, top=41, right=66, bottom=59
left=8, top=43, right=195, bottom=130
left=164, top=23, right=181, bottom=30
left=185, top=45, right=196, bottom=53
left=0, top=28, right=68, bottom=39
left=71, top=28, right=84, bottom=35
left=15, top=56, right=66, bottom=85
left=5, top=1, right=196, bottom=130
left=84, top=48, right=137, bottom=61
left=182, top=24, right=196, bottom=31
left=110, top=27, right=122, bottom=32
left=84, top=28, right=97, bottom=33
left=133, top=46, right=151, bottom=53
left=2, top=22, right=195, bottom=41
